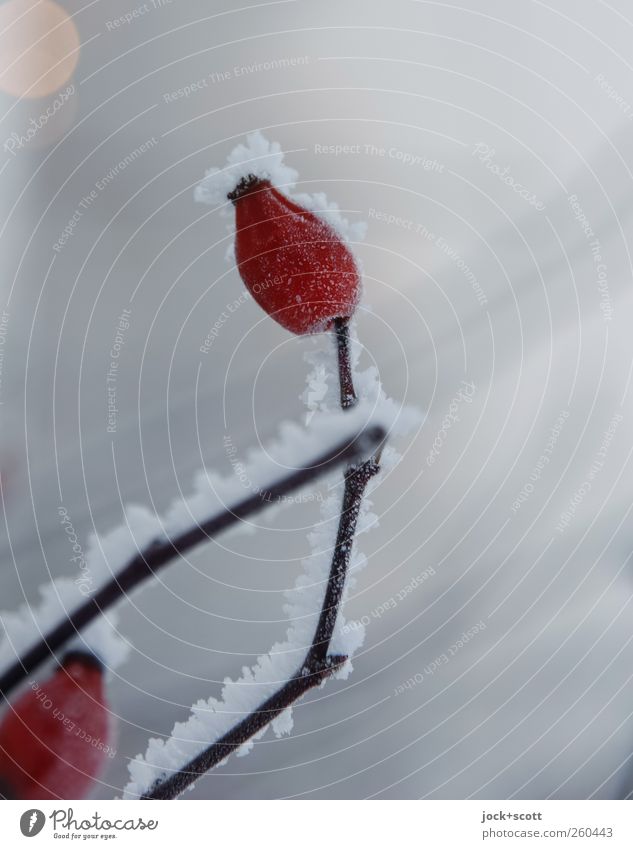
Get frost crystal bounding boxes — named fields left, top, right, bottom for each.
left=194, top=130, right=366, bottom=244
left=123, top=322, right=419, bottom=798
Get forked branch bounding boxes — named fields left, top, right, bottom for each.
left=143, top=320, right=381, bottom=800
left=0, top=424, right=384, bottom=704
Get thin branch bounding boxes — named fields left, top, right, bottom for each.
left=307, top=460, right=379, bottom=667
left=142, top=323, right=381, bottom=800
left=143, top=459, right=379, bottom=800
left=0, top=425, right=385, bottom=704
left=143, top=654, right=348, bottom=800
left=334, top=317, right=357, bottom=410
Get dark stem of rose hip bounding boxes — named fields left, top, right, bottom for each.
left=334, top=317, right=358, bottom=409
left=227, top=174, right=264, bottom=202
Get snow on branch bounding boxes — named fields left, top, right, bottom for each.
left=0, top=406, right=390, bottom=703
left=125, top=329, right=419, bottom=799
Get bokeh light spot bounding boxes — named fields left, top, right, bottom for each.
left=0, top=0, right=80, bottom=99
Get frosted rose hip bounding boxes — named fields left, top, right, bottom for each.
left=229, top=175, right=361, bottom=335
left=0, top=652, right=113, bottom=799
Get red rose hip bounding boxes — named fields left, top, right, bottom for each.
left=229, top=175, right=361, bottom=336
left=0, top=652, right=113, bottom=799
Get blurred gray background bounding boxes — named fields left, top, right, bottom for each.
left=2, top=0, right=633, bottom=799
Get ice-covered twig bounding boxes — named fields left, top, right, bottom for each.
left=142, top=655, right=348, bottom=799
left=306, top=460, right=379, bottom=666
left=0, top=422, right=385, bottom=704
left=142, top=454, right=379, bottom=799
left=137, top=323, right=382, bottom=800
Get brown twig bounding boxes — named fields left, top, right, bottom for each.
left=333, top=317, right=357, bottom=409
left=143, top=654, right=348, bottom=800
left=0, top=425, right=384, bottom=704
left=142, top=321, right=381, bottom=800
left=143, top=458, right=379, bottom=799
left=306, top=460, right=379, bottom=667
